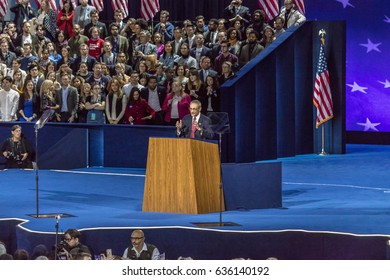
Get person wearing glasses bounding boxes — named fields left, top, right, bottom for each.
left=122, top=229, right=160, bottom=260
left=58, top=228, right=92, bottom=260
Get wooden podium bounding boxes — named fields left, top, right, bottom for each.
left=142, top=138, right=224, bottom=214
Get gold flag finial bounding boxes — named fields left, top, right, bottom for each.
left=319, top=29, right=326, bottom=45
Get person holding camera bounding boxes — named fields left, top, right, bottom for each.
left=57, top=228, right=92, bottom=260
left=1, top=125, right=33, bottom=169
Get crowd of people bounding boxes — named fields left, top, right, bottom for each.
left=0, top=229, right=164, bottom=260
left=0, top=0, right=305, bottom=127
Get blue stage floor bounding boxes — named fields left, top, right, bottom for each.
left=1, top=144, right=390, bottom=259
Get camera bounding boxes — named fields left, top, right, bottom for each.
left=6, top=151, right=23, bottom=164
left=56, top=240, right=69, bottom=253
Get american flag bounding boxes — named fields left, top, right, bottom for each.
left=313, top=32, right=333, bottom=128
left=258, top=0, right=279, bottom=22
left=141, top=0, right=160, bottom=21
left=294, top=0, right=305, bottom=15
left=91, top=0, right=104, bottom=12
left=0, top=0, right=8, bottom=17
left=111, top=0, right=129, bottom=18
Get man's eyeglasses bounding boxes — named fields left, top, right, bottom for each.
left=131, top=236, right=144, bottom=240
left=64, top=237, right=73, bottom=241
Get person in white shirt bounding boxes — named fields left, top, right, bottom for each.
left=0, top=76, right=20, bottom=121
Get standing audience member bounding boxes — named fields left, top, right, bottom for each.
left=123, top=87, right=155, bottom=125
left=36, top=0, right=57, bottom=41
left=122, top=229, right=160, bottom=260
left=0, top=77, right=19, bottom=121
left=153, top=10, right=174, bottom=43
left=56, top=0, right=75, bottom=39
left=10, top=0, right=36, bottom=35
left=72, top=0, right=96, bottom=32
left=274, top=17, right=286, bottom=38
left=162, top=81, right=191, bottom=125
left=18, top=79, right=40, bottom=122
left=84, top=10, right=108, bottom=40
left=105, top=77, right=127, bottom=124
left=86, top=83, right=106, bottom=123
left=279, top=0, right=306, bottom=29
left=141, top=76, right=166, bottom=125
left=205, top=75, right=221, bottom=113
left=238, top=30, right=264, bottom=68
left=260, top=25, right=276, bottom=48
left=214, top=41, right=239, bottom=75
left=223, top=0, right=251, bottom=27
left=55, top=73, right=79, bottom=123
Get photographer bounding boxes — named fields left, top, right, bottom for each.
left=57, top=228, right=92, bottom=260
left=1, top=125, right=33, bottom=169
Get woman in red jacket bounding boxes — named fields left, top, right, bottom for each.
left=124, top=87, right=155, bottom=125
left=56, top=0, right=74, bottom=40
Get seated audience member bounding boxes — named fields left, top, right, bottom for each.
left=162, top=81, right=191, bottom=126
left=176, top=100, right=214, bottom=139
left=13, top=248, right=30, bottom=260
left=123, top=87, right=155, bottom=125
left=122, top=229, right=160, bottom=260
left=1, top=125, right=33, bottom=169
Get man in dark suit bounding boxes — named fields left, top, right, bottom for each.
left=238, top=30, right=264, bottom=68
left=190, top=34, right=211, bottom=66
left=171, top=26, right=183, bottom=56
left=55, top=73, right=79, bottom=123
left=176, top=100, right=214, bottom=139
left=10, top=0, right=35, bottom=35
left=72, top=43, right=97, bottom=74
left=141, top=76, right=166, bottom=125
left=223, top=0, right=251, bottom=26
left=198, top=56, right=218, bottom=84
left=84, top=10, right=108, bottom=40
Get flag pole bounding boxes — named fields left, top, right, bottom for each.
left=319, top=124, right=328, bottom=156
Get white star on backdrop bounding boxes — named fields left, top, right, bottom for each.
left=357, top=118, right=380, bottom=132
left=359, top=39, right=382, bottom=53
left=347, top=82, right=368, bottom=93
left=336, top=0, right=355, bottom=8
left=384, top=15, right=390, bottom=24
left=378, top=80, right=390, bottom=88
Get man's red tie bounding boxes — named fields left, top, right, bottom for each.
left=190, top=116, right=196, bottom=138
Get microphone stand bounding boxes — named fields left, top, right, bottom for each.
left=33, top=109, right=54, bottom=218
left=35, top=124, right=39, bottom=218
left=54, top=215, right=60, bottom=260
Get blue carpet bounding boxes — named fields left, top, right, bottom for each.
left=2, top=144, right=390, bottom=259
